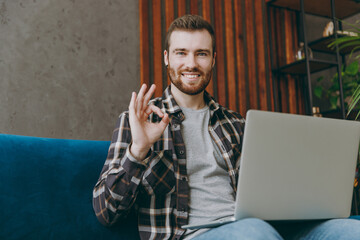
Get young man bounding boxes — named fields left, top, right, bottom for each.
left=93, top=15, right=360, bottom=240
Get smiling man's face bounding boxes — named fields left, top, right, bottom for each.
left=164, top=29, right=216, bottom=96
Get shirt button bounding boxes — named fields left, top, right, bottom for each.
left=179, top=150, right=184, bottom=155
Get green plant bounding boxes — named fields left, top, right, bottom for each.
left=314, top=61, right=360, bottom=114
left=326, top=20, right=360, bottom=216
left=328, top=21, right=360, bottom=60
left=327, top=20, right=360, bottom=119
left=349, top=84, right=360, bottom=119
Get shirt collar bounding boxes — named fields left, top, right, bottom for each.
left=204, top=90, right=221, bottom=113
left=161, top=85, right=222, bottom=116
left=161, top=86, right=182, bottom=115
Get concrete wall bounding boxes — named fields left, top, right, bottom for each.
left=0, top=0, right=139, bottom=140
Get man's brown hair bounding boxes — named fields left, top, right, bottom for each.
left=164, top=14, right=216, bottom=55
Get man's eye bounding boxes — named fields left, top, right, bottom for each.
left=176, top=52, right=185, bottom=55
left=198, top=52, right=208, bottom=56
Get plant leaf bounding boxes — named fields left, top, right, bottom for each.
left=348, top=85, right=360, bottom=117
left=314, top=86, right=323, bottom=98
left=345, top=61, right=359, bottom=76
left=339, top=40, right=360, bottom=48
left=328, top=37, right=360, bottom=49
left=330, top=96, right=338, bottom=109
left=316, top=76, right=324, bottom=83
left=355, top=110, right=360, bottom=120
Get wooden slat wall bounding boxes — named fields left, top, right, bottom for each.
left=140, top=0, right=304, bottom=116
left=268, top=6, right=305, bottom=114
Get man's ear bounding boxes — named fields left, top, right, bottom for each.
left=212, top=52, right=216, bottom=68
left=164, top=50, right=169, bottom=66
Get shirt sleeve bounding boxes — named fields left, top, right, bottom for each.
left=92, top=112, right=148, bottom=226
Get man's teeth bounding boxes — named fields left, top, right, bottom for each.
left=183, top=74, right=199, bottom=78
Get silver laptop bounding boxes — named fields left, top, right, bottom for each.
left=183, top=110, right=360, bottom=230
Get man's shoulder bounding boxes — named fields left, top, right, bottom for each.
left=217, top=105, right=245, bottom=124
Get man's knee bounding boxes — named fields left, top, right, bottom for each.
left=307, top=218, right=360, bottom=239
left=230, top=218, right=274, bottom=231
left=230, top=218, right=282, bottom=239
left=195, top=218, right=283, bottom=240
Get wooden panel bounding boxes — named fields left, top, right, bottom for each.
left=224, top=0, right=237, bottom=111
left=152, top=0, right=163, bottom=97
left=202, top=0, right=211, bottom=21
left=297, top=76, right=305, bottom=114
left=255, top=0, right=268, bottom=111
left=291, top=12, right=304, bottom=115
left=139, top=0, right=150, bottom=88
left=165, top=0, right=174, bottom=35
left=202, top=0, right=214, bottom=97
left=245, top=0, right=258, bottom=110
left=234, top=0, right=247, bottom=116
left=178, top=0, right=186, bottom=17
left=190, top=0, right=199, bottom=15
left=213, top=0, right=226, bottom=106
left=284, top=10, right=297, bottom=114
left=275, top=8, right=289, bottom=112
left=268, top=5, right=305, bottom=114
left=275, top=8, right=285, bottom=68
left=165, top=0, right=174, bottom=86
left=267, top=1, right=276, bottom=112
left=139, top=0, right=303, bottom=115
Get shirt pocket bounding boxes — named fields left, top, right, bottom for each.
left=141, top=150, right=176, bottom=195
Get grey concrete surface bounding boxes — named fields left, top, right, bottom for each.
left=0, top=0, right=139, bottom=140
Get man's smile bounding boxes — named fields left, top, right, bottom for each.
left=182, top=74, right=200, bottom=79
left=181, top=72, right=202, bottom=82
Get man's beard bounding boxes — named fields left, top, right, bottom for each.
left=167, top=65, right=212, bottom=96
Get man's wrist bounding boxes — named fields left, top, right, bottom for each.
left=129, top=143, right=150, bottom=162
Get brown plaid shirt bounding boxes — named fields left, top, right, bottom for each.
left=93, top=86, right=245, bottom=240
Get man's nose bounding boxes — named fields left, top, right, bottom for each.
left=185, top=54, right=197, bottom=69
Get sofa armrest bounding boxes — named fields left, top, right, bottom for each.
left=0, top=134, right=139, bottom=239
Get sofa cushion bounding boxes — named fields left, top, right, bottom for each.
left=0, top=134, right=139, bottom=240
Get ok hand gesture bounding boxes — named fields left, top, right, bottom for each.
left=128, top=84, right=170, bottom=161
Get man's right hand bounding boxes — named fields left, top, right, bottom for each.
left=128, top=84, right=170, bottom=161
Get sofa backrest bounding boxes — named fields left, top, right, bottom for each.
left=0, top=134, right=139, bottom=240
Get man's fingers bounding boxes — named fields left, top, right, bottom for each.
left=145, top=105, right=165, bottom=118
left=144, top=105, right=169, bottom=130
left=129, top=92, right=136, bottom=114
left=142, top=84, right=156, bottom=110
left=160, top=113, right=170, bottom=127
left=136, top=84, right=147, bottom=113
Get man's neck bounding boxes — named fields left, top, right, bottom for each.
left=170, top=84, right=206, bottom=110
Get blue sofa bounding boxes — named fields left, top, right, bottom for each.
left=0, top=134, right=139, bottom=240
left=0, top=133, right=359, bottom=240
